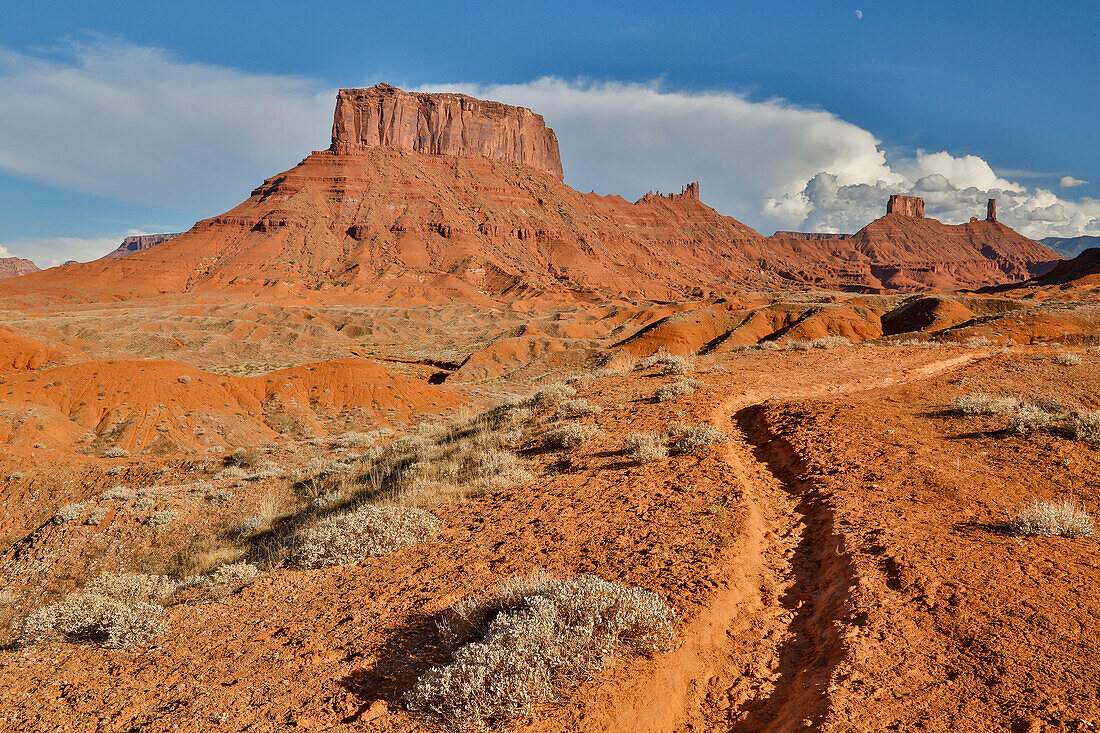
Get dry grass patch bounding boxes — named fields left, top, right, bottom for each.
left=554, top=398, right=602, bottom=419
left=406, top=573, right=678, bottom=732
left=227, top=446, right=264, bottom=469
left=954, top=392, right=1020, bottom=416
left=103, top=447, right=130, bottom=458
left=1007, top=500, right=1094, bottom=537
left=531, top=383, right=576, bottom=408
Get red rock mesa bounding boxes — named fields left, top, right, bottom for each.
left=887, top=195, right=926, bottom=218
left=330, top=84, right=564, bottom=179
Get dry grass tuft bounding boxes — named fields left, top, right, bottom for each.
left=554, top=398, right=602, bottom=419
left=406, top=573, right=678, bottom=732
left=531, top=383, right=576, bottom=408
left=954, top=392, right=1020, bottom=416
left=623, top=432, right=668, bottom=463
left=227, top=446, right=264, bottom=469
left=290, top=504, right=442, bottom=568
left=1007, top=500, right=1094, bottom=537
left=103, top=447, right=130, bottom=459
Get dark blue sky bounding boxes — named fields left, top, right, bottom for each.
left=1, top=1, right=1097, bottom=261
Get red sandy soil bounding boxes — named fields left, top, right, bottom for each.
left=4, top=343, right=1099, bottom=731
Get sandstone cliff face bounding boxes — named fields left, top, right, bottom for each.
left=103, top=233, right=181, bottom=259
left=331, top=84, right=564, bottom=179
left=0, top=257, right=39, bottom=279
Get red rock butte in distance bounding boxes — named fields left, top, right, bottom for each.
left=887, top=195, right=926, bottom=218
left=330, top=84, right=565, bottom=180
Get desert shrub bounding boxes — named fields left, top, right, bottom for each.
left=106, top=466, right=124, bottom=476
left=554, top=398, right=602, bottom=419
left=100, top=486, right=134, bottom=500
left=146, top=509, right=177, bottom=526
left=103, top=447, right=130, bottom=459
left=542, top=424, right=600, bottom=450
left=6, top=472, right=24, bottom=481
left=756, top=340, right=782, bottom=351
left=86, top=508, right=109, bottom=526
left=290, top=505, right=443, bottom=568
left=659, top=355, right=691, bottom=375
left=217, top=466, right=248, bottom=480
left=531, top=383, right=576, bottom=408
left=15, top=570, right=178, bottom=647
left=623, top=432, right=668, bottom=463
left=84, top=572, right=180, bottom=605
left=1053, top=352, right=1082, bottom=366
left=654, top=379, right=699, bottom=402
left=670, top=424, right=727, bottom=453
left=227, top=446, right=264, bottom=469
left=964, top=336, right=993, bottom=348
left=1007, top=402, right=1060, bottom=435
left=1070, top=410, right=1100, bottom=443
left=1007, top=500, right=1094, bottom=537
left=784, top=340, right=813, bottom=351
left=634, top=351, right=671, bottom=371
left=52, top=503, right=84, bottom=524
left=954, top=392, right=1019, bottom=416
left=406, top=573, right=678, bottom=732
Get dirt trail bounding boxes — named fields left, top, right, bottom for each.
left=586, top=352, right=979, bottom=732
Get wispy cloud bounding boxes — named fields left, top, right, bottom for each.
left=0, top=230, right=158, bottom=267
left=1061, top=176, right=1088, bottom=188
left=0, top=41, right=334, bottom=212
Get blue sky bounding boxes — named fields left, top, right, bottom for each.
left=1, top=1, right=1097, bottom=264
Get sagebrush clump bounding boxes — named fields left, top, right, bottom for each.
left=1052, top=352, right=1083, bottom=366
left=542, top=424, right=600, bottom=450
left=1007, top=402, right=1060, bottom=435
left=1008, top=500, right=1094, bottom=538
left=654, top=379, right=699, bottom=403
left=623, top=432, right=668, bottom=463
left=668, top=423, right=727, bottom=453
left=290, top=504, right=443, bottom=568
left=1070, top=410, right=1100, bottom=444
left=406, top=573, right=679, bottom=731
left=15, top=593, right=165, bottom=648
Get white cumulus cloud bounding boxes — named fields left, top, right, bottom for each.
left=1061, top=176, right=1088, bottom=187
